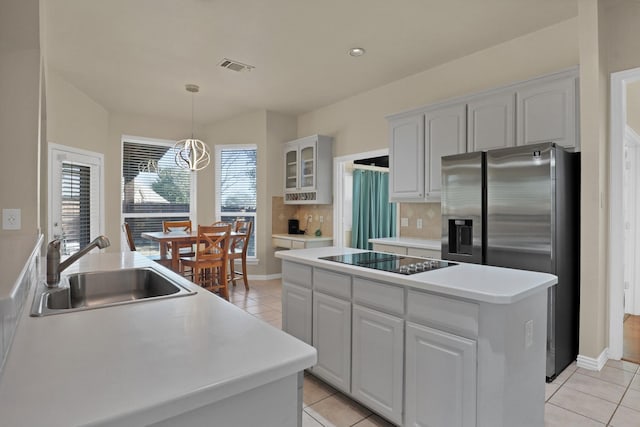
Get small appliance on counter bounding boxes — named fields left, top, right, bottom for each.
left=288, top=219, right=304, bottom=235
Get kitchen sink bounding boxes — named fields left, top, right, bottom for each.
left=31, top=267, right=196, bottom=316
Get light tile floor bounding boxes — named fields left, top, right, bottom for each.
left=226, top=279, right=640, bottom=427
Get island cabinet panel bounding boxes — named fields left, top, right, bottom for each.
left=312, top=292, right=352, bottom=393
left=353, top=277, right=404, bottom=316
left=282, top=282, right=312, bottom=345
left=314, top=268, right=352, bottom=299
left=352, top=305, right=404, bottom=425
left=405, top=322, right=477, bottom=427
left=282, top=261, right=312, bottom=288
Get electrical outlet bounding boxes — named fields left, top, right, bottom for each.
left=3, top=208, right=21, bottom=230
left=525, top=320, right=533, bottom=348
left=417, top=218, right=423, bottom=229
left=319, top=216, right=324, bottom=224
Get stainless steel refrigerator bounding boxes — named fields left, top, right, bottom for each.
left=441, top=142, right=580, bottom=381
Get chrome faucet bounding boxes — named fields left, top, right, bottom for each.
left=46, top=236, right=111, bottom=287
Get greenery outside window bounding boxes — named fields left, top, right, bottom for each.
left=215, top=145, right=257, bottom=258
left=121, top=136, right=195, bottom=254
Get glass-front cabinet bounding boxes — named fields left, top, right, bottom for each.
left=283, top=135, right=333, bottom=204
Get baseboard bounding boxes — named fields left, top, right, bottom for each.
left=247, top=273, right=282, bottom=281
left=576, top=348, right=608, bottom=371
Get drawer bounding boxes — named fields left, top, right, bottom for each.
left=272, top=237, right=292, bottom=249
left=353, top=278, right=404, bottom=316
left=371, top=243, right=407, bottom=255
left=407, top=290, right=479, bottom=338
left=282, top=261, right=312, bottom=288
left=292, top=240, right=306, bottom=249
left=407, top=247, right=441, bottom=258
left=314, top=268, right=351, bottom=299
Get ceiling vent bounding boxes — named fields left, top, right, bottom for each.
left=219, top=58, right=255, bottom=72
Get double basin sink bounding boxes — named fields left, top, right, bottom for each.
left=31, top=267, right=196, bottom=317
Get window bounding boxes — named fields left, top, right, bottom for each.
left=215, top=145, right=257, bottom=258
left=49, top=144, right=104, bottom=256
left=121, top=136, right=195, bottom=254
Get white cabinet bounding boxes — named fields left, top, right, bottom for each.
left=283, top=135, right=333, bottom=204
left=312, top=292, right=351, bottom=393
left=405, top=322, right=477, bottom=427
left=516, top=76, right=578, bottom=150
left=425, top=103, right=467, bottom=198
left=282, top=282, right=312, bottom=345
left=352, top=305, right=404, bottom=425
left=389, top=114, right=425, bottom=200
left=467, top=91, right=515, bottom=151
left=389, top=104, right=466, bottom=202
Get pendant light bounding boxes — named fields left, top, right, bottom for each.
left=174, top=84, right=211, bottom=171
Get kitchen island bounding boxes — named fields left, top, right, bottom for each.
left=0, top=250, right=316, bottom=427
left=276, top=246, right=557, bottom=427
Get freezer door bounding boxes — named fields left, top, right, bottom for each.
left=441, top=151, right=484, bottom=264
left=486, top=143, right=554, bottom=273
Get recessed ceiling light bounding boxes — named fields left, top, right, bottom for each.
left=348, top=47, right=366, bottom=57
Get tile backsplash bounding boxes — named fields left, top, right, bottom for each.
left=272, top=197, right=333, bottom=237
left=399, top=202, right=441, bottom=240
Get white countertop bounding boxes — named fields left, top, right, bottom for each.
left=272, top=233, right=333, bottom=242
left=0, top=252, right=316, bottom=427
left=368, top=236, right=441, bottom=250
left=276, top=247, right=556, bottom=304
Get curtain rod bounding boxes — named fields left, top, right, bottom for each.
left=351, top=163, right=389, bottom=172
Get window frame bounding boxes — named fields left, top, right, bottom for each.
left=214, top=144, right=257, bottom=260
left=120, top=135, right=197, bottom=252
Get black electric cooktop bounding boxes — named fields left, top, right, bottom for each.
left=319, top=251, right=455, bottom=275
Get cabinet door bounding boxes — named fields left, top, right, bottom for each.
left=284, top=147, right=298, bottom=191
left=425, top=104, right=466, bottom=198
left=312, top=292, right=351, bottom=393
left=405, top=322, right=476, bottom=427
left=299, top=139, right=317, bottom=190
left=282, top=282, right=312, bottom=344
left=352, top=305, right=404, bottom=425
left=389, top=114, right=425, bottom=201
left=516, top=77, right=577, bottom=149
left=467, top=91, right=515, bottom=151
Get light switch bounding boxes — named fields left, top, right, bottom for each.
left=417, top=218, right=423, bottom=229
left=3, top=208, right=21, bottom=230
left=525, top=320, right=533, bottom=348
left=401, top=217, right=409, bottom=227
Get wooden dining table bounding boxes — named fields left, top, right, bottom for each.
left=141, top=230, right=245, bottom=273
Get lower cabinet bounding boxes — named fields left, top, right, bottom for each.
left=405, top=322, right=477, bottom=427
left=282, top=282, right=312, bottom=345
left=312, top=291, right=351, bottom=393
left=352, top=305, right=404, bottom=425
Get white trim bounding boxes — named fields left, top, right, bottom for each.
left=609, top=67, right=640, bottom=360
left=247, top=273, right=282, bottom=281
left=333, top=148, right=389, bottom=248
left=576, top=348, right=608, bottom=372
left=48, top=143, right=105, bottom=244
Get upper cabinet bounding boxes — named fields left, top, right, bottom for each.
left=388, top=68, right=579, bottom=202
left=467, top=91, right=515, bottom=152
left=389, top=115, right=425, bottom=200
left=283, top=134, right=333, bottom=204
left=516, top=76, right=577, bottom=149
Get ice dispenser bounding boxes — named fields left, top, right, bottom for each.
left=448, top=219, right=473, bottom=255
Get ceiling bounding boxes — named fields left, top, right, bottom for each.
left=43, top=0, right=578, bottom=124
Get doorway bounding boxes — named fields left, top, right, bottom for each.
left=332, top=148, right=391, bottom=248
left=609, top=67, right=640, bottom=363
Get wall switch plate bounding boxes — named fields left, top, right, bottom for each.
left=319, top=216, right=324, bottom=224
left=3, top=208, right=21, bottom=230
left=417, top=218, right=423, bottom=229
left=525, top=320, right=533, bottom=348
left=401, top=217, right=409, bottom=227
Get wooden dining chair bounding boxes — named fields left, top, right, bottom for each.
left=122, top=223, right=171, bottom=268
left=180, top=224, right=231, bottom=299
left=228, top=220, right=253, bottom=290
left=162, top=220, right=196, bottom=257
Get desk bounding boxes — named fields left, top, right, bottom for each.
left=141, top=230, right=245, bottom=272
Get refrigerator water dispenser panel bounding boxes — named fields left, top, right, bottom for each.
left=448, top=219, right=473, bottom=255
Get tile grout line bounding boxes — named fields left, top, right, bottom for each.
left=546, top=402, right=608, bottom=425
